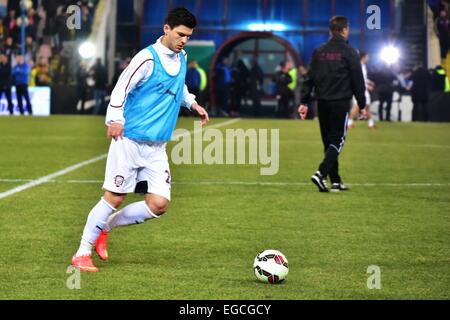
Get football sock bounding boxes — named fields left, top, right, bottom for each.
left=76, top=197, right=116, bottom=257
left=368, top=118, right=375, bottom=127
left=347, top=119, right=354, bottom=127
left=104, top=201, right=159, bottom=232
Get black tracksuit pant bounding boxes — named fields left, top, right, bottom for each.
left=16, top=85, right=33, bottom=115
left=0, top=85, right=13, bottom=114
left=317, top=99, right=351, bottom=184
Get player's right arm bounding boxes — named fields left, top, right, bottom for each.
left=298, top=49, right=317, bottom=120
left=105, top=49, right=154, bottom=140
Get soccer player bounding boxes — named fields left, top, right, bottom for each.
left=347, top=52, right=376, bottom=129
left=71, top=8, right=209, bottom=272
left=298, top=16, right=366, bottom=192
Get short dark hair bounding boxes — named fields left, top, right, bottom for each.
left=329, top=16, right=349, bottom=35
left=165, top=7, right=197, bottom=29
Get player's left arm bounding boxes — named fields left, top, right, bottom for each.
left=181, top=84, right=209, bottom=125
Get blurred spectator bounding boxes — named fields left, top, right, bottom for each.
left=42, top=0, right=58, bottom=37
left=55, top=41, right=73, bottom=84
left=76, top=60, right=88, bottom=114
left=0, top=18, right=5, bottom=42
left=431, top=65, right=450, bottom=92
left=91, top=58, right=108, bottom=115
left=4, top=9, right=17, bottom=40
left=274, top=60, right=294, bottom=118
left=186, top=59, right=201, bottom=98
left=78, top=4, right=92, bottom=40
left=288, top=62, right=298, bottom=118
left=214, top=56, right=232, bottom=116
left=0, top=53, right=13, bottom=115
left=431, top=0, right=450, bottom=18
left=12, top=54, right=32, bottom=115
left=111, top=58, right=130, bottom=89
left=407, top=64, right=430, bottom=122
left=35, top=59, right=52, bottom=86
left=38, top=40, right=52, bottom=62
left=26, top=7, right=38, bottom=39
left=249, top=57, right=264, bottom=117
left=230, top=59, right=249, bottom=117
left=376, top=64, right=396, bottom=121
left=2, top=36, right=17, bottom=65
left=25, top=35, right=37, bottom=63
left=29, top=58, right=38, bottom=87
left=185, top=59, right=207, bottom=107
left=435, top=9, right=450, bottom=60
left=196, top=61, right=207, bottom=107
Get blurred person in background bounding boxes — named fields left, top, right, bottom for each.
left=35, top=58, right=52, bottom=86
left=274, top=60, right=294, bottom=118
left=195, top=60, right=207, bottom=107
left=406, top=63, right=430, bottom=122
left=435, top=9, right=450, bottom=61
left=230, top=58, right=249, bottom=117
left=249, top=57, right=264, bottom=117
left=376, top=63, right=396, bottom=121
left=76, top=60, right=88, bottom=114
left=348, top=52, right=376, bottom=129
left=0, top=53, right=13, bottom=115
left=12, top=54, right=32, bottom=115
left=186, top=59, right=201, bottom=98
left=91, top=57, right=108, bottom=115
left=214, top=56, right=232, bottom=116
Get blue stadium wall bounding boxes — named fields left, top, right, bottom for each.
left=131, top=0, right=395, bottom=65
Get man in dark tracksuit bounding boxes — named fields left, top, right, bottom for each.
left=0, top=54, right=14, bottom=115
left=298, top=16, right=366, bottom=192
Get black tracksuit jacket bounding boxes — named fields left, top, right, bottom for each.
left=301, top=35, right=366, bottom=109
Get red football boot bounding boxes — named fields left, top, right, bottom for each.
left=71, top=254, right=99, bottom=272
left=95, top=231, right=109, bottom=261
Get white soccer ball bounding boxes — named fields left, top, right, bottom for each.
left=253, top=249, right=289, bottom=283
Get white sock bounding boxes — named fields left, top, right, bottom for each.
left=368, top=118, right=375, bottom=127
left=104, top=201, right=159, bottom=232
left=347, top=119, right=354, bottom=127
left=75, top=197, right=116, bottom=257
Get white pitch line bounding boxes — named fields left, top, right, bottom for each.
left=1, top=179, right=449, bottom=187
left=0, top=154, right=107, bottom=200
left=0, top=119, right=241, bottom=200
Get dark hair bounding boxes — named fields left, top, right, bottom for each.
left=329, top=16, right=349, bottom=35
left=165, top=7, right=197, bottom=29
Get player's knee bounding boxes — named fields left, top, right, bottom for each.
left=103, top=191, right=126, bottom=209
left=146, top=198, right=169, bottom=216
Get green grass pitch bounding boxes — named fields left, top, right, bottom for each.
left=0, top=115, right=449, bottom=299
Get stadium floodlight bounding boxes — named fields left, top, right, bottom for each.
left=248, top=23, right=286, bottom=32
left=78, top=41, right=96, bottom=59
left=380, top=45, right=400, bottom=65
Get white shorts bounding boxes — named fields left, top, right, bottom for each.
left=103, top=137, right=171, bottom=201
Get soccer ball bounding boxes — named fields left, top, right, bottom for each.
left=253, top=249, right=289, bottom=283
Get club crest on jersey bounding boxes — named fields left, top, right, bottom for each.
left=114, top=175, right=125, bottom=187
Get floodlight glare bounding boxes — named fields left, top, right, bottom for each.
left=248, top=23, right=286, bottom=32
left=380, top=45, right=400, bottom=65
left=78, top=42, right=96, bottom=59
